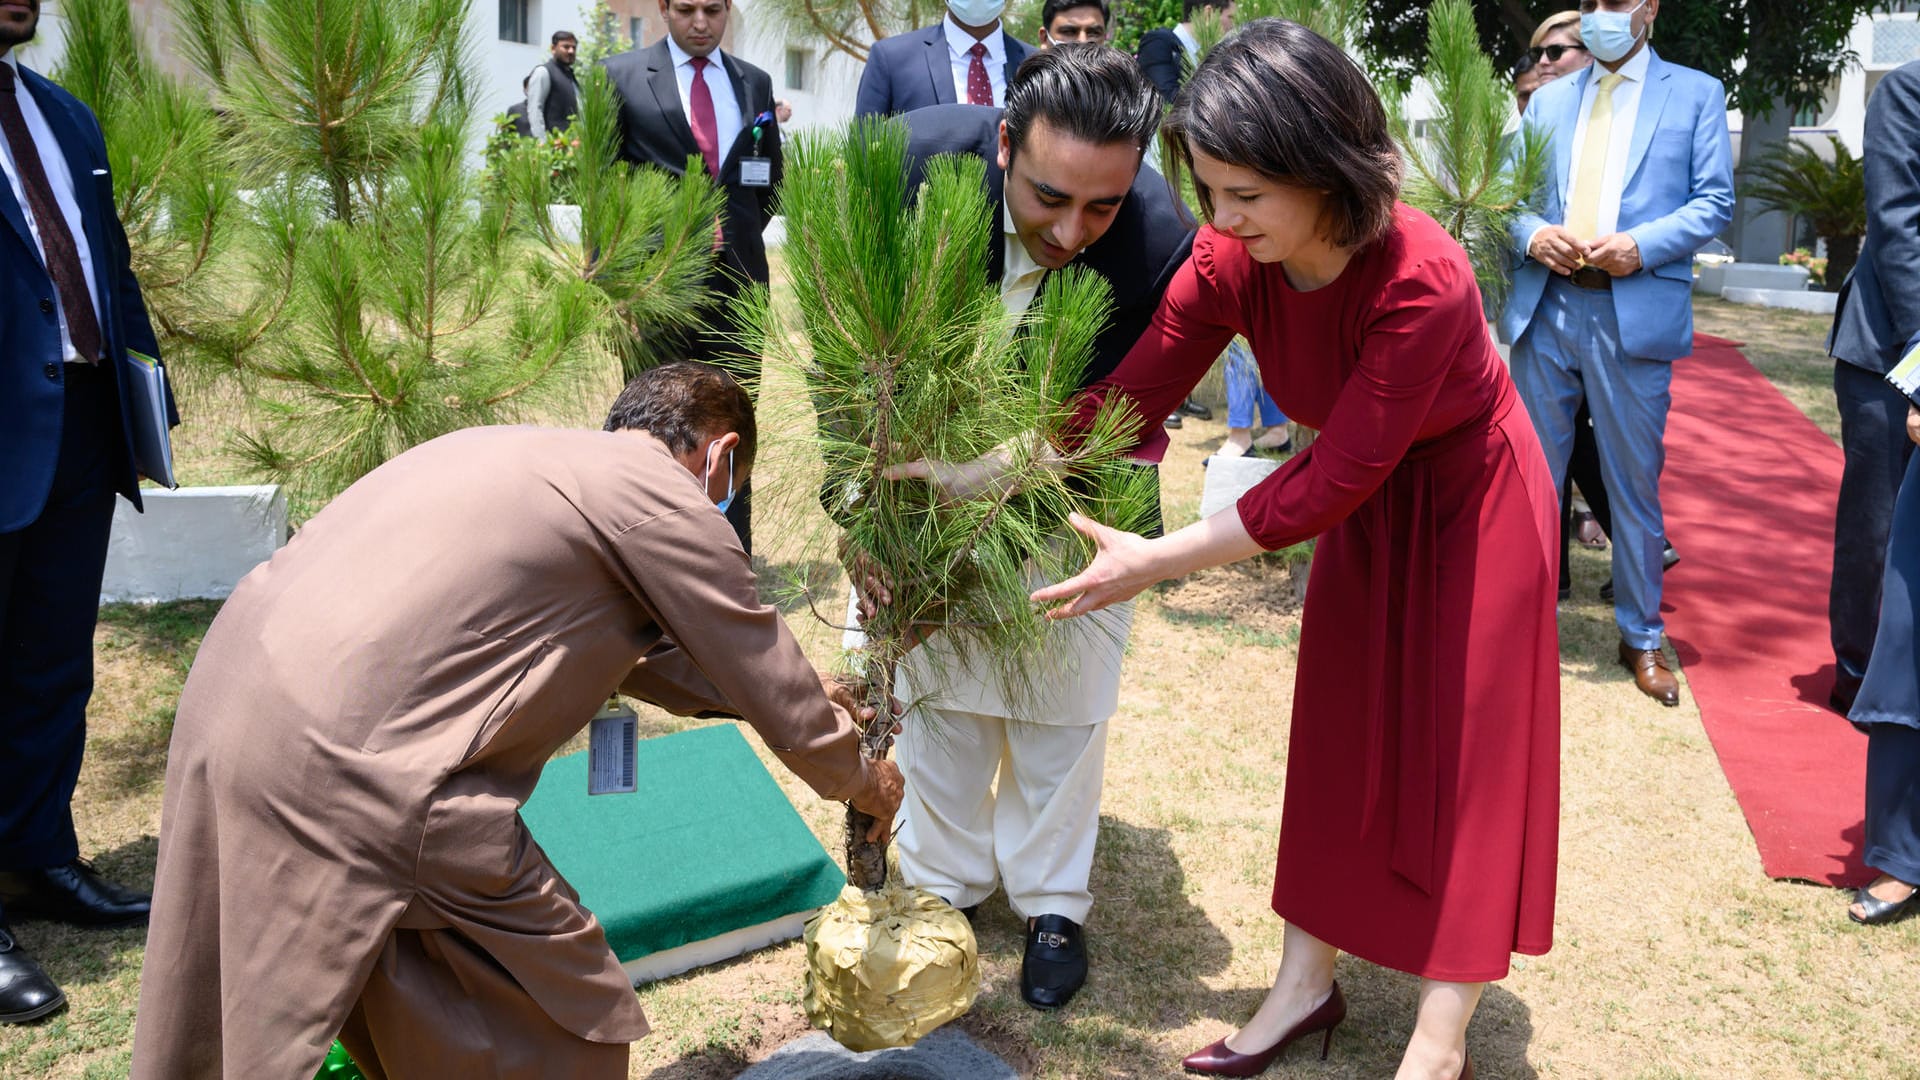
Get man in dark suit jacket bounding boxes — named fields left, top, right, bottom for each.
left=1135, top=0, right=1234, bottom=103
left=882, top=47, right=1193, bottom=1014
left=1828, top=59, right=1920, bottom=715
left=0, top=1, right=167, bottom=1025
left=602, top=0, right=781, bottom=551
left=854, top=0, right=1035, bottom=117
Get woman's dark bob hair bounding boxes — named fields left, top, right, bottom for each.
left=1165, top=18, right=1402, bottom=249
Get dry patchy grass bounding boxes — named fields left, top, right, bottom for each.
left=5, top=300, right=1917, bottom=1080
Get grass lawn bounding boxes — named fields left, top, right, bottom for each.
left=4, top=296, right=1916, bottom=1079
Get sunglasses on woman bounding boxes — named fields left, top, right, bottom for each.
left=1528, top=43, right=1589, bottom=62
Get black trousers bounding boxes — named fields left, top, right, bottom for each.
left=1558, top=399, right=1612, bottom=590
left=0, top=361, right=123, bottom=881
left=1832, top=361, right=1916, bottom=710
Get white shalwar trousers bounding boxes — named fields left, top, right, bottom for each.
left=888, top=599, right=1132, bottom=925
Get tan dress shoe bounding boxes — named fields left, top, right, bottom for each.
left=1618, top=641, right=1679, bottom=706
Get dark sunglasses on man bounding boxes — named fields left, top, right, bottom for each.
left=1528, top=43, right=1589, bottom=63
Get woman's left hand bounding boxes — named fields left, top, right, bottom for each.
left=1030, top=512, right=1162, bottom=619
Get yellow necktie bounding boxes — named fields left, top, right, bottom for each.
left=1567, top=73, right=1626, bottom=242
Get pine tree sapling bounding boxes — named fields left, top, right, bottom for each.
left=1387, top=0, right=1546, bottom=309
left=763, top=117, right=1155, bottom=1049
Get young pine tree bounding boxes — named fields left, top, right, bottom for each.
left=144, top=0, right=719, bottom=506
left=1387, top=0, right=1547, bottom=309
left=754, top=118, right=1158, bottom=889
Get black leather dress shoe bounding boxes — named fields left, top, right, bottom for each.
left=1179, top=397, right=1214, bottom=421
left=0, top=859, right=151, bottom=928
left=1021, top=914, right=1086, bottom=1010
left=0, top=927, right=66, bottom=1024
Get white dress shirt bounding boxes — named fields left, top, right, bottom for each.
left=944, top=16, right=1008, bottom=107
left=1000, top=204, right=1047, bottom=317
left=0, top=51, right=105, bottom=363
left=1565, top=45, right=1651, bottom=238
left=666, top=38, right=743, bottom=171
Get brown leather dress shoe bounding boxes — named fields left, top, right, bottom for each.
left=1618, top=641, right=1679, bottom=707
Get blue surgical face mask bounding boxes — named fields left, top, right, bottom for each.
left=948, top=0, right=1007, bottom=29
left=704, top=444, right=736, bottom=514
left=1581, top=0, right=1647, bottom=64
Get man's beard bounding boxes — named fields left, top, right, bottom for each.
left=0, top=16, right=39, bottom=50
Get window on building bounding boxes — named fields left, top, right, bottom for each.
left=785, top=47, right=813, bottom=93
left=500, top=0, right=532, bottom=44
left=631, top=17, right=645, bottom=46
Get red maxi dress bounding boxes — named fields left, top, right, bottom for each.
left=1082, top=206, right=1560, bottom=981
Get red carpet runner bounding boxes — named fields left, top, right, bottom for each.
left=1662, top=332, right=1869, bottom=886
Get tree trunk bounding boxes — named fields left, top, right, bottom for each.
left=1731, top=103, right=1794, bottom=263
left=1824, top=233, right=1860, bottom=292
left=842, top=652, right=898, bottom=891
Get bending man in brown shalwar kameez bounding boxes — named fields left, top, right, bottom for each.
left=130, top=363, right=904, bottom=1079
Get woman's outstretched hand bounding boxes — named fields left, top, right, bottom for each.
left=882, top=452, right=1016, bottom=504
left=1030, top=512, right=1160, bottom=619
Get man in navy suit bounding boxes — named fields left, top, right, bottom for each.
left=854, top=0, right=1035, bottom=117
left=0, top=0, right=167, bottom=1025
left=1827, top=59, right=1920, bottom=716
left=1502, top=0, right=1733, bottom=707
left=875, top=46, right=1193, bottom=1012
left=602, top=0, right=782, bottom=552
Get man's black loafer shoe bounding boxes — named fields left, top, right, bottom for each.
left=0, top=928, right=66, bottom=1024
left=0, top=859, right=151, bottom=928
left=1021, top=913, right=1087, bottom=1010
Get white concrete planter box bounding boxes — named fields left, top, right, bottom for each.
left=1722, top=286, right=1838, bottom=314
left=549, top=203, right=582, bottom=246
left=101, top=485, right=289, bottom=604
left=1719, top=262, right=1811, bottom=292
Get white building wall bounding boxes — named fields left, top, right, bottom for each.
left=730, top=0, right=867, bottom=135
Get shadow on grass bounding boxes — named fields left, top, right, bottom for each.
left=92, top=600, right=223, bottom=794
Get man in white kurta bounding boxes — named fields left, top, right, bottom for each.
left=871, top=47, right=1194, bottom=1011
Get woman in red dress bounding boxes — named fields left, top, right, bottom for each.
left=1031, top=19, right=1561, bottom=1080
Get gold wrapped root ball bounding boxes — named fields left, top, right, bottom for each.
left=802, top=883, right=979, bottom=1051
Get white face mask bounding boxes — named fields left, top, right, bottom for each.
left=948, top=0, right=1007, bottom=29
left=1580, top=0, right=1647, bottom=64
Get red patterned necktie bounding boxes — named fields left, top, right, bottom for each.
left=688, top=55, right=719, bottom=178
left=966, top=43, right=992, bottom=106
left=0, top=63, right=103, bottom=365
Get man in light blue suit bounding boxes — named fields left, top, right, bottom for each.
left=854, top=0, right=1035, bottom=118
left=1502, top=0, right=1733, bottom=706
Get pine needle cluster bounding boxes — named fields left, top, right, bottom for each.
left=753, top=118, right=1157, bottom=884
left=1386, top=0, right=1547, bottom=307
left=48, top=0, right=237, bottom=368
left=52, top=0, right=722, bottom=508
left=496, top=66, right=726, bottom=378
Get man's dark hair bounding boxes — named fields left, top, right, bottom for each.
left=603, top=361, right=758, bottom=466
left=552, top=30, right=578, bottom=46
left=1004, top=44, right=1161, bottom=161
left=1042, top=0, right=1109, bottom=31
left=1166, top=18, right=1401, bottom=249
left=1183, top=0, right=1232, bottom=20
left=1511, top=51, right=1538, bottom=80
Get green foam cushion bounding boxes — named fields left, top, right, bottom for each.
left=521, top=724, right=846, bottom=961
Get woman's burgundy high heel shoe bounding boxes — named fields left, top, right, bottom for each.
left=1182, top=982, right=1347, bottom=1077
